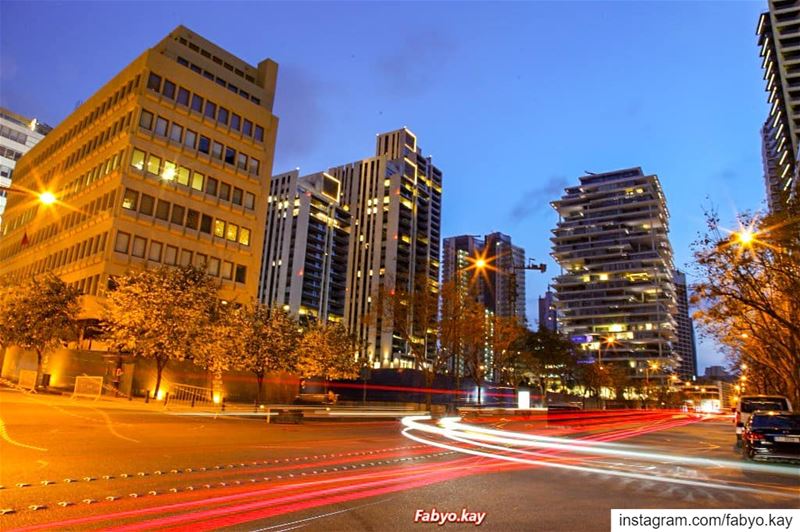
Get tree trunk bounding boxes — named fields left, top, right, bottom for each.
left=154, top=357, right=167, bottom=397
left=256, top=371, right=265, bottom=404
left=424, top=371, right=434, bottom=411
left=35, top=348, right=44, bottom=388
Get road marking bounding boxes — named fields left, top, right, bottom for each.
left=0, top=417, right=47, bottom=452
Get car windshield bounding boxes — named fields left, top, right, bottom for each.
left=741, top=398, right=789, bottom=413
left=751, top=415, right=800, bottom=430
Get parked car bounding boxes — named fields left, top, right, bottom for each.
left=742, top=411, right=800, bottom=463
left=734, top=395, right=792, bottom=444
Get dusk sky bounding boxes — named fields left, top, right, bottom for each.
left=0, top=1, right=767, bottom=373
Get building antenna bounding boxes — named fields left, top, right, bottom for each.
left=585, top=171, right=597, bottom=175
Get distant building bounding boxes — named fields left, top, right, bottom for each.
left=0, top=107, right=52, bottom=227
left=757, top=3, right=800, bottom=211
left=538, top=289, right=557, bottom=331
left=673, top=270, right=698, bottom=380
left=704, top=365, right=731, bottom=380
left=258, top=170, right=350, bottom=323
left=551, top=167, right=678, bottom=381
left=442, top=232, right=526, bottom=322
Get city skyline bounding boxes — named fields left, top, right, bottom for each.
left=0, top=2, right=768, bottom=372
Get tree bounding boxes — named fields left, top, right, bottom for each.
left=458, top=294, right=491, bottom=405
left=519, top=327, right=578, bottom=401
left=0, top=274, right=80, bottom=386
left=489, top=315, right=527, bottom=387
left=103, top=265, right=218, bottom=397
left=231, top=305, right=301, bottom=403
left=692, top=205, right=800, bottom=406
left=296, top=322, right=359, bottom=391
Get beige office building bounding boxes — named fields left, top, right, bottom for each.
left=0, top=26, right=278, bottom=324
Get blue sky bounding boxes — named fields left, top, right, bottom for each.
left=0, top=1, right=768, bottom=373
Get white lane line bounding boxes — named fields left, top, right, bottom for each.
left=0, top=416, right=47, bottom=452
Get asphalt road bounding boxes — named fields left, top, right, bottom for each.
left=1, top=389, right=797, bottom=531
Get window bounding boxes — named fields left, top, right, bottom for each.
left=212, top=141, right=223, bottom=160
left=226, top=223, right=238, bottom=241
left=231, top=113, right=241, bottom=131
left=184, top=129, right=197, bottom=149
left=243, top=119, right=253, bottom=136
left=149, top=241, right=163, bottom=262
left=219, top=182, right=231, bottom=201
left=237, top=153, right=247, bottom=170
left=208, top=257, right=220, bottom=276
left=221, top=261, right=233, bottom=280
left=204, top=101, right=216, bottom=120
left=205, top=176, right=218, bottom=196
left=155, top=200, right=170, bottom=221
left=162, top=161, right=177, bottom=181
left=217, top=107, right=229, bottom=125
left=139, top=110, right=153, bottom=130
left=139, top=193, right=154, bottom=216
left=147, top=72, right=161, bottom=92
left=255, top=125, right=264, bottom=142
left=194, top=253, right=207, bottom=268
left=185, top=209, right=199, bottom=230
left=239, top=227, right=250, bottom=246
left=232, top=187, right=243, bottom=205
left=179, top=249, right=193, bottom=267
left=154, top=117, right=168, bottom=137
left=214, top=219, right=225, bottom=238
left=131, top=149, right=146, bottom=170
left=224, top=147, right=235, bottom=165
left=162, top=80, right=176, bottom=100
left=177, top=87, right=190, bottom=106
left=114, top=231, right=130, bottom=253
left=146, top=154, right=161, bottom=174
left=164, top=245, right=178, bottom=265
left=244, top=192, right=255, bottom=209
left=170, top=204, right=185, bottom=225
left=131, top=236, right=147, bottom=258
left=200, top=214, right=212, bottom=234
left=249, top=157, right=260, bottom=175
left=169, top=123, right=183, bottom=143
left=191, top=171, right=204, bottom=191
left=191, top=94, right=203, bottom=113
left=198, top=135, right=210, bottom=154
left=235, top=265, right=247, bottom=283
left=176, top=166, right=190, bottom=186
left=122, top=189, right=139, bottom=210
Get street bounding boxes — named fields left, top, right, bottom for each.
left=1, top=388, right=797, bottom=531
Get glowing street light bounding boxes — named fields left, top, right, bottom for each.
left=39, top=191, right=57, bottom=205
left=736, top=228, right=755, bottom=246
left=475, top=258, right=486, bottom=270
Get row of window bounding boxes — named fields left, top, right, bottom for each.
left=0, top=145, right=23, bottom=161
left=26, top=232, right=109, bottom=280
left=137, top=109, right=261, bottom=175
left=59, top=149, right=125, bottom=202
left=146, top=73, right=265, bottom=141
left=121, top=186, right=251, bottom=246
left=113, top=230, right=248, bottom=283
left=28, top=74, right=140, bottom=172
left=70, top=274, right=103, bottom=297
left=129, top=147, right=256, bottom=209
left=176, top=35, right=257, bottom=86
left=0, top=125, right=28, bottom=146
left=63, top=110, right=134, bottom=171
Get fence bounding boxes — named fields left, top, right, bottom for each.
left=72, top=376, right=104, bottom=400
left=17, top=370, right=38, bottom=392
left=166, top=383, right=214, bottom=408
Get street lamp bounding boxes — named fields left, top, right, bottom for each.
left=735, top=228, right=755, bottom=246
left=3, top=186, right=58, bottom=205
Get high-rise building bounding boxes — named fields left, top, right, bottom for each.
left=0, top=107, right=52, bottom=227
left=0, top=26, right=278, bottom=322
left=551, top=168, right=677, bottom=380
left=673, top=270, right=698, bottom=380
left=258, top=170, right=350, bottom=323
left=757, top=3, right=800, bottom=211
left=442, top=232, right=526, bottom=322
left=538, top=289, right=557, bottom=332
left=327, top=128, right=442, bottom=368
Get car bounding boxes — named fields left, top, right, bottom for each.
left=742, top=411, right=800, bottom=463
left=734, top=395, right=792, bottom=445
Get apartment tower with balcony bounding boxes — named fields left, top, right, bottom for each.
left=551, top=168, right=677, bottom=380
left=0, top=26, right=278, bottom=322
left=673, top=269, right=698, bottom=380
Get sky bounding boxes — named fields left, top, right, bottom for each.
left=0, top=1, right=768, bottom=373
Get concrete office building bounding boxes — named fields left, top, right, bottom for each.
left=0, top=107, right=52, bottom=227
left=673, top=269, right=698, bottom=380
left=0, top=26, right=279, bottom=322
left=258, top=170, right=350, bottom=323
left=442, top=232, right=526, bottom=322
left=538, top=289, right=557, bottom=332
left=757, top=2, right=800, bottom=211
left=327, top=128, right=442, bottom=368
left=551, top=168, right=678, bottom=380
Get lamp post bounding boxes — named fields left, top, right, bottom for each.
left=2, top=186, right=58, bottom=205
left=451, top=254, right=486, bottom=408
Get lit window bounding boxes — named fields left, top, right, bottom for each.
left=162, top=161, right=177, bottom=181
left=176, top=166, right=190, bottom=186
left=131, top=149, right=146, bottom=170
left=214, top=219, right=225, bottom=238
left=238, top=227, right=250, bottom=246
left=122, top=189, right=138, bottom=210
left=146, top=154, right=161, bottom=174
left=191, top=172, right=204, bottom=191
left=226, top=223, right=238, bottom=241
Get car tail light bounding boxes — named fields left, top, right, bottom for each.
left=746, top=432, right=764, bottom=441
